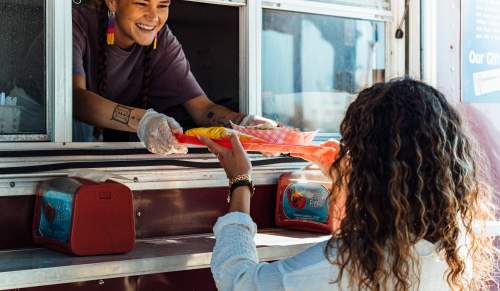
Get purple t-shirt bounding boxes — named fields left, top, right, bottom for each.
left=73, top=5, right=205, bottom=112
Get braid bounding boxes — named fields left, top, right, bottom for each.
left=95, top=0, right=153, bottom=109
left=96, top=0, right=108, bottom=96
left=140, top=44, right=154, bottom=109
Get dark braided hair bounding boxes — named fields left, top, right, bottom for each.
left=95, top=0, right=154, bottom=109
left=140, top=45, right=153, bottom=109
left=96, top=0, right=107, bottom=97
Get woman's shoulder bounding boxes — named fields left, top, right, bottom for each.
left=277, top=239, right=450, bottom=290
left=277, top=240, right=345, bottom=290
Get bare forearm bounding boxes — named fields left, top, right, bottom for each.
left=74, top=88, right=146, bottom=132
left=228, top=186, right=251, bottom=214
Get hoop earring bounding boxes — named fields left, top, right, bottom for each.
left=107, top=11, right=115, bottom=46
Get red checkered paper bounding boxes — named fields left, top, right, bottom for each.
left=175, top=125, right=337, bottom=163
left=230, top=123, right=318, bottom=146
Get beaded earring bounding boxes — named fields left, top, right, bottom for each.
left=107, top=11, right=115, bottom=45
left=153, top=34, right=157, bottom=50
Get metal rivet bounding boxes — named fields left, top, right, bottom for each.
left=133, top=177, right=139, bottom=183
left=9, top=182, right=15, bottom=188
left=62, top=142, right=66, bottom=146
left=98, top=279, right=104, bottom=285
left=450, top=45, right=454, bottom=50
left=136, top=210, right=142, bottom=217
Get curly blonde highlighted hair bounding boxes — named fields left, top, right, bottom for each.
left=327, top=79, right=497, bottom=290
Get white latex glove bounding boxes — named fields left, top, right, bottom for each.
left=137, top=109, right=188, bottom=155
left=239, top=114, right=279, bottom=128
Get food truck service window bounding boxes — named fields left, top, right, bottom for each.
left=0, top=0, right=403, bottom=147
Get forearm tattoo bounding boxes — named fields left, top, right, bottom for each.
left=111, top=105, right=133, bottom=125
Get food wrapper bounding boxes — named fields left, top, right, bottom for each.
left=176, top=126, right=337, bottom=164
left=230, top=122, right=318, bottom=146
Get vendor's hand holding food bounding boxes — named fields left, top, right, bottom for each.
left=137, top=109, right=188, bottom=155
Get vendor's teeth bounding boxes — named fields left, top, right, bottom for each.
left=138, top=23, right=154, bottom=30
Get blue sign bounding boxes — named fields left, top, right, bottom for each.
left=461, top=0, right=500, bottom=103
left=38, top=190, right=73, bottom=243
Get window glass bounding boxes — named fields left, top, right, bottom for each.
left=303, top=0, right=390, bottom=11
left=0, top=0, right=46, bottom=137
left=262, top=10, right=386, bottom=133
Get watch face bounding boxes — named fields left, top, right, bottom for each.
left=282, top=182, right=329, bottom=223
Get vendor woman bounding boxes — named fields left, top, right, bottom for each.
left=73, top=0, right=275, bottom=154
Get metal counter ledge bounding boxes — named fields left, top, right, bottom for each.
left=0, top=229, right=330, bottom=290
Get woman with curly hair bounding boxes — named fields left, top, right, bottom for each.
left=202, top=79, right=497, bottom=290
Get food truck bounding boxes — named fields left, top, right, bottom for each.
left=0, top=0, right=499, bottom=290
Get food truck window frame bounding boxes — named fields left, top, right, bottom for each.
left=50, top=0, right=73, bottom=143
left=245, top=0, right=405, bottom=141
left=0, top=0, right=406, bottom=149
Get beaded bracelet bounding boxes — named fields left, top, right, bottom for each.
left=228, top=174, right=251, bottom=186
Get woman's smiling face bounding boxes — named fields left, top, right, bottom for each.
left=105, top=0, right=170, bottom=49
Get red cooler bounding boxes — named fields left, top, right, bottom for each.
left=275, top=169, right=342, bottom=233
left=33, top=177, right=135, bottom=256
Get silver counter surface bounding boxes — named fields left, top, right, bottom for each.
left=0, top=229, right=330, bottom=290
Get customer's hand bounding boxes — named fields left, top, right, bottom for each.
left=291, top=139, right=340, bottom=176
left=199, top=133, right=252, bottom=179
left=137, top=109, right=188, bottom=155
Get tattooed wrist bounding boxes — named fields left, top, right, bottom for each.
left=111, top=105, right=133, bottom=125
left=232, top=113, right=245, bottom=125
left=206, top=110, right=230, bottom=127
left=128, top=109, right=142, bottom=130
left=205, top=105, right=246, bottom=127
